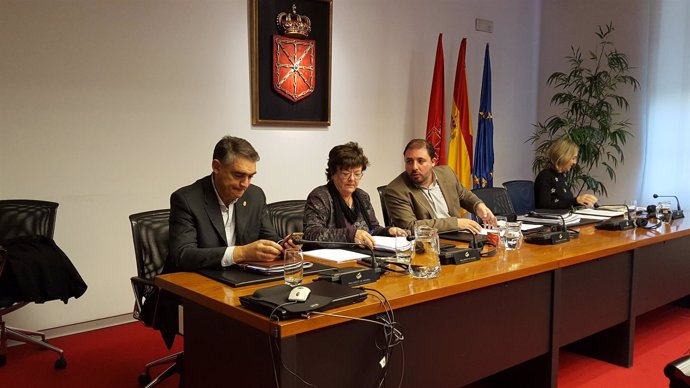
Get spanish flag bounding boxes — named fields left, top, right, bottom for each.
left=425, top=34, right=446, bottom=164
left=448, top=38, right=473, bottom=189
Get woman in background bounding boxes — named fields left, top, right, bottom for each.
left=534, top=137, right=598, bottom=209
left=303, top=142, right=405, bottom=248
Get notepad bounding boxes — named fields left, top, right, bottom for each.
left=303, top=249, right=369, bottom=263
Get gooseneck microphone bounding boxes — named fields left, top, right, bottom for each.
left=593, top=204, right=635, bottom=231
left=434, top=228, right=482, bottom=264
left=292, top=238, right=381, bottom=286
left=524, top=211, right=571, bottom=244
left=653, top=194, right=685, bottom=219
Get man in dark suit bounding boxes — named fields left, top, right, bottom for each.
left=154, top=136, right=294, bottom=347
left=384, top=139, right=496, bottom=234
left=165, top=136, right=293, bottom=273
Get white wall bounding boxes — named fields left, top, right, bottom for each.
left=1, top=0, right=543, bottom=330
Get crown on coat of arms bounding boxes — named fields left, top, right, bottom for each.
left=276, top=4, right=311, bottom=39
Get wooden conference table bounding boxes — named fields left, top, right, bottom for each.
left=156, top=220, right=690, bottom=388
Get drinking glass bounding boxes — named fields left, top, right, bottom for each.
left=626, top=200, right=638, bottom=223
left=283, top=248, right=304, bottom=287
left=658, top=201, right=672, bottom=224
left=504, top=221, right=524, bottom=250
left=392, top=229, right=413, bottom=264
left=494, top=216, right=508, bottom=249
left=486, top=228, right=500, bottom=247
left=409, top=225, right=441, bottom=279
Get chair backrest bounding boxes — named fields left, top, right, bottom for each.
left=129, top=209, right=170, bottom=281
left=502, top=180, right=536, bottom=215
left=0, top=200, right=58, bottom=241
left=376, top=186, right=391, bottom=227
left=471, top=187, right=516, bottom=216
left=0, top=247, right=6, bottom=282
left=265, top=200, right=306, bottom=237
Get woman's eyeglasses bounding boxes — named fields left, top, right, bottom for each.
left=339, top=171, right=364, bottom=180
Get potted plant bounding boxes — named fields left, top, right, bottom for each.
left=529, top=22, right=640, bottom=197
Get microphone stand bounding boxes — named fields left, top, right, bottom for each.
left=523, top=211, right=571, bottom=244
left=653, top=194, right=685, bottom=219
left=293, top=238, right=381, bottom=286
left=594, top=204, right=635, bottom=231
left=436, top=228, right=482, bottom=264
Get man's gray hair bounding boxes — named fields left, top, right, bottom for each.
left=213, top=136, right=260, bottom=165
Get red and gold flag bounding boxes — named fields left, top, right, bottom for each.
left=425, top=34, right=446, bottom=164
left=448, top=38, right=473, bottom=190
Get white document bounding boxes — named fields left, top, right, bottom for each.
left=576, top=214, right=612, bottom=221
left=303, top=249, right=369, bottom=263
left=372, top=236, right=397, bottom=252
left=518, top=213, right=581, bottom=225
left=521, top=223, right=544, bottom=231
left=575, top=208, right=625, bottom=217
left=373, top=236, right=416, bottom=252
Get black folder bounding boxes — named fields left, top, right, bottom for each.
left=239, top=281, right=368, bottom=320
left=197, top=262, right=334, bottom=288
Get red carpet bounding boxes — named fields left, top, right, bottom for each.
left=0, top=321, right=183, bottom=388
left=559, top=304, right=690, bottom=388
left=1, top=305, right=688, bottom=387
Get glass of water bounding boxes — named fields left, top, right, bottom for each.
left=283, top=248, right=304, bottom=287
left=495, top=216, right=508, bottom=249
left=626, top=200, right=638, bottom=224
left=409, top=225, right=441, bottom=279
left=504, top=221, right=523, bottom=251
left=658, top=201, right=672, bottom=224
left=393, top=229, right=413, bottom=264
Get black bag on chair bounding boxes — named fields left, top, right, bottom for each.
left=0, top=236, right=87, bottom=304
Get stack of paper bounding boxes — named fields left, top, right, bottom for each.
left=303, top=249, right=369, bottom=263
left=575, top=208, right=625, bottom=220
left=519, top=213, right=581, bottom=225
left=372, top=236, right=400, bottom=252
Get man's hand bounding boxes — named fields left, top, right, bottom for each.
left=457, top=218, right=483, bottom=234
left=234, top=239, right=283, bottom=263
left=475, top=203, right=497, bottom=227
left=280, top=233, right=303, bottom=250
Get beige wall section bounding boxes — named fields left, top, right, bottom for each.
left=0, top=0, right=601, bottom=332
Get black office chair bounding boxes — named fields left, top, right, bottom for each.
left=129, top=209, right=182, bottom=387
left=376, top=185, right=392, bottom=227
left=266, top=200, right=307, bottom=237
left=0, top=199, right=66, bottom=369
left=502, top=180, right=536, bottom=215
left=471, top=187, right=516, bottom=218
left=665, top=355, right=690, bottom=388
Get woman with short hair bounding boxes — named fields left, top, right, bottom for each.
left=303, top=142, right=405, bottom=248
left=534, top=137, right=598, bottom=209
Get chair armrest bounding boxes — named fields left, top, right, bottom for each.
left=130, top=276, right=158, bottom=322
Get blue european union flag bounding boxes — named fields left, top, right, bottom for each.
left=472, top=44, right=494, bottom=189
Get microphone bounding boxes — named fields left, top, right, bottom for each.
left=594, top=204, right=634, bottom=231
left=524, top=211, right=571, bottom=245
left=407, top=228, right=481, bottom=265
left=438, top=228, right=481, bottom=265
left=293, top=238, right=381, bottom=286
left=653, top=194, right=684, bottom=219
